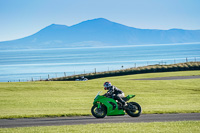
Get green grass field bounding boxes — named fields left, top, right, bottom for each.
left=0, top=71, right=200, bottom=119
left=1, top=121, right=199, bottom=133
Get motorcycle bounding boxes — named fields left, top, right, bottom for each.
left=91, top=91, right=142, bottom=118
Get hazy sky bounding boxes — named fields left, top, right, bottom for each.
left=0, top=0, right=200, bottom=42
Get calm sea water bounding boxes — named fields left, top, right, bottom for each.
left=0, top=43, right=200, bottom=82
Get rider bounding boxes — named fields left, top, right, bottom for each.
left=103, top=81, right=127, bottom=108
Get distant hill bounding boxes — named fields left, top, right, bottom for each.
left=1, top=18, right=200, bottom=49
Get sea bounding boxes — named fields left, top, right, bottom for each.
left=0, top=43, right=200, bottom=82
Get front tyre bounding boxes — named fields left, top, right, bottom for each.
left=125, top=102, right=141, bottom=117
left=91, top=104, right=107, bottom=118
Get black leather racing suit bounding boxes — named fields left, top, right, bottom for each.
left=106, top=86, right=126, bottom=106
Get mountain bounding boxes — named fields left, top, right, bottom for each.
left=1, top=18, right=200, bottom=49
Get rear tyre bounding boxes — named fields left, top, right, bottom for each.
left=125, top=102, right=141, bottom=117
left=91, top=104, right=107, bottom=118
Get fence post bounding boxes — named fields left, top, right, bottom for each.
left=64, top=72, right=66, bottom=77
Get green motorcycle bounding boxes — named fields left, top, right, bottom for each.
left=91, top=91, right=142, bottom=118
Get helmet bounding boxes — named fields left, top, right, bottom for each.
left=104, top=81, right=112, bottom=90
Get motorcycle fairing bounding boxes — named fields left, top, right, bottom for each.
left=93, top=95, right=125, bottom=116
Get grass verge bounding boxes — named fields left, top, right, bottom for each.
left=0, top=121, right=200, bottom=133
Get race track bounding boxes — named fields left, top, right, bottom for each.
left=0, top=113, right=200, bottom=128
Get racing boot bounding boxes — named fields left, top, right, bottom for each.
left=122, top=102, right=129, bottom=110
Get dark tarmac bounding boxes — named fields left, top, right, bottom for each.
left=0, top=113, right=200, bottom=128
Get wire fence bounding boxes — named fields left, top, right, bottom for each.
left=10, top=57, right=198, bottom=82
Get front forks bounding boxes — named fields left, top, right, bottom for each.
left=97, top=102, right=101, bottom=108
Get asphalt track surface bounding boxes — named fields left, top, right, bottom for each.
left=0, top=113, right=200, bottom=128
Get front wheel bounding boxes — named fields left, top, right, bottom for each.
left=125, top=102, right=142, bottom=117
left=91, top=104, right=107, bottom=118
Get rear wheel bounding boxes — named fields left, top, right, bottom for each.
left=91, top=104, right=107, bottom=118
left=125, top=102, right=141, bottom=117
